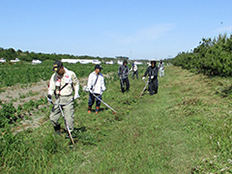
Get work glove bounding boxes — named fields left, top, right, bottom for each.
left=102, top=86, right=106, bottom=92
left=151, top=76, right=154, bottom=79
left=74, top=93, right=80, bottom=100
left=89, top=89, right=93, bottom=94
left=142, top=76, right=145, bottom=80
left=47, top=94, right=53, bottom=103
left=83, top=86, right=89, bottom=92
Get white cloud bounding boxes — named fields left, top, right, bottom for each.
left=109, top=23, right=175, bottom=44
left=214, top=26, right=232, bottom=33
left=137, top=24, right=175, bottom=40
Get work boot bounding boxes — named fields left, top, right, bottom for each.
left=53, top=124, right=61, bottom=135
left=88, top=106, right=91, bottom=113
left=95, top=106, right=100, bottom=114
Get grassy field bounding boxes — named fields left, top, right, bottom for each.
left=1, top=64, right=232, bottom=173
left=0, top=61, right=120, bottom=88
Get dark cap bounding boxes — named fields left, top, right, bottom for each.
left=53, top=60, right=63, bottom=72
left=151, top=60, right=156, bottom=65
left=123, top=60, right=128, bottom=64
left=95, top=64, right=103, bottom=70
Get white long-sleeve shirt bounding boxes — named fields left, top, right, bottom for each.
left=87, top=71, right=106, bottom=95
left=130, top=64, right=138, bottom=72
left=48, top=67, right=79, bottom=96
left=158, top=62, right=164, bottom=70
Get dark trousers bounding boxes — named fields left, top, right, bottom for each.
left=120, top=77, right=130, bottom=92
left=148, top=79, right=158, bottom=95
left=88, top=93, right=102, bottom=107
left=132, top=71, right=138, bottom=79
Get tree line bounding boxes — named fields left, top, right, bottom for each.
left=172, top=33, right=232, bottom=77
left=0, top=47, right=115, bottom=62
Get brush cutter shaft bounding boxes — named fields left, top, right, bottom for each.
left=90, top=91, right=117, bottom=113
left=52, top=100, right=75, bottom=145
left=58, top=105, right=75, bottom=145
left=139, top=80, right=149, bottom=97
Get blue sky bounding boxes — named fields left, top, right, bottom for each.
left=1, top=0, right=232, bottom=60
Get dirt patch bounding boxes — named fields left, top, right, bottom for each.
left=0, top=80, right=49, bottom=108
left=12, top=113, right=47, bottom=135
left=0, top=77, right=89, bottom=108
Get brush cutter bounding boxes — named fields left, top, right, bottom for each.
left=89, top=90, right=117, bottom=114
left=83, top=86, right=117, bottom=114
left=51, top=100, right=75, bottom=145
left=139, top=78, right=149, bottom=97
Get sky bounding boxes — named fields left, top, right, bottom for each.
left=1, top=0, right=232, bottom=60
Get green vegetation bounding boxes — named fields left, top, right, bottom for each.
left=1, top=65, right=232, bottom=173
left=172, top=33, right=232, bottom=77
left=0, top=97, right=48, bottom=127
left=0, top=47, right=115, bottom=62
left=0, top=61, right=119, bottom=88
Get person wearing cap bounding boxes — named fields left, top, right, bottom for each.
left=118, top=60, right=130, bottom=93
left=142, top=60, right=159, bottom=95
left=87, top=64, right=106, bottom=114
left=47, top=60, right=80, bottom=134
left=130, top=62, right=138, bottom=79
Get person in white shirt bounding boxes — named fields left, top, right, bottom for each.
left=130, top=62, right=138, bottom=79
left=87, top=65, right=106, bottom=114
left=47, top=60, right=80, bottom=134
left=158, top=60, right=165, bottom=77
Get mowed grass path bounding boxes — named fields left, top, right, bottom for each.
left=71, top=65, right=232, bottom=173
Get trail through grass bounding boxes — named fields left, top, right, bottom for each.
left=73, top=66, right=232, bottom=173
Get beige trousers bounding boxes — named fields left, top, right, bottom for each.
left=50, top=95, right=74, bottom=130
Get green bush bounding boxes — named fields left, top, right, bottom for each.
left=0, top=103, right=16, bottom=127
left=172, top=34, right=232, bottom=77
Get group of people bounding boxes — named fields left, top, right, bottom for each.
left=47, top=60, right=165, bottom=135
left=118, top=59, right=165, bottom=95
